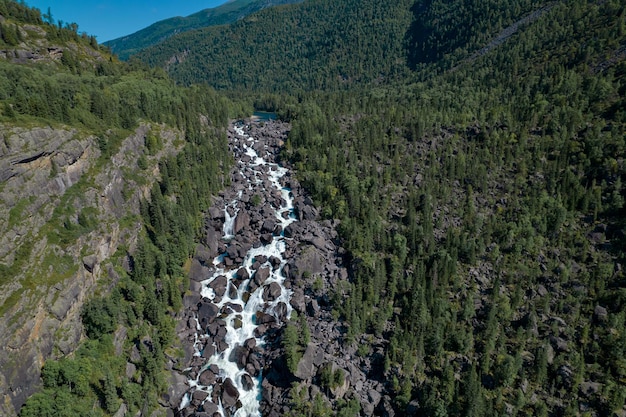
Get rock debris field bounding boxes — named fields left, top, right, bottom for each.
left=171, top=119, right=389, bottom=417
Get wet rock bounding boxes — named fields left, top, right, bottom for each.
left=224, top=303, right=243, bottom=313
left=229, top=345, right=249, bottom=369
left=254, top=266, right=271, bottom=286
left=198, top=301, right=219, bottom=327
left=234, top=211, right=250, bottom=234
left=202, top=344, right=215, bottom=359
left=256, top=312, right=276, bottom=325
left=199, top=368, right=217, bottom=386
left=241, top=374, right=255, bottom=391
left=254, top=324, right=268, bottom=337
left=264, top=282, right=282, bottom=301
left=260, top=233, right=273, bottom=244
left=227, top=245, right=238, bottom=259
left=228, top=283, right=238, bottom=299
left=262, top=219, right=277, bottom=234
left=192, top=389, right=209, bottom=406
left=269, top=256, right=281, bottom=269
left=244, top=337, right=257, bottom=350
left=236, top=267, right=250, bottom=281
left=274, top=302, right=288, bottom=322
left=284, top=222, right=300, bottom=238
left=221, top=378, right=240, bottom=408
left=209, top=275, right=228, bottom=297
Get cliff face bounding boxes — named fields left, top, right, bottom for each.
left=0, top=123, right=182, bottom=416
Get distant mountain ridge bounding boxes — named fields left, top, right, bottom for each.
left=104, top=0, right=304, bottom=60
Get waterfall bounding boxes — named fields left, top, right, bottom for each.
left=183, top=123, right=296, bottom=417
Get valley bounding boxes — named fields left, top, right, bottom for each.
left=1, top=0, right=625, bottom=416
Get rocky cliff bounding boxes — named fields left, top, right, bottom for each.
left=0, top=122, right=182, bottom=416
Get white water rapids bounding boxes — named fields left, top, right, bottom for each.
left=180, top=124, right=296, bottom=416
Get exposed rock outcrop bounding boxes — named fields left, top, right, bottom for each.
left=0, top=123, right=183, bottom=416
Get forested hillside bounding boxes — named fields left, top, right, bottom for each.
left=276, top=0, right=626, bottom=415
left=135, top=0, right=626, bottom=414
left=105, top=0, right=304, bottom=60
left=135, top=0, right=417, bottom=91
left=0, top=1, right=247, bottom=415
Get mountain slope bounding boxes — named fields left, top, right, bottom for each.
left=105, top=0, right=304, bottom=60
left=135, top=0, right=417, bottom=91
left=0, top=2, right=240, bottom=416
left=275, top=0, right=626, bottom=415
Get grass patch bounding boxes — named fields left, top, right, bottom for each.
left=31, top=252, right=77, bottom=288
left=0, top=287, right=25, bottom=317
left=8, top=196, right=35, bottom=228
left=0, top=237, right=34, bottom=287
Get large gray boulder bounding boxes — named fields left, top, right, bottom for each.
left=221, top=378, right=240, bottom=408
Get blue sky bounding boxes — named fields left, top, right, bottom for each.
left=25, top=0, right=229, bottom=42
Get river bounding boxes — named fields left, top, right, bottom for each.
left=177, top=119, right=296, bottom=416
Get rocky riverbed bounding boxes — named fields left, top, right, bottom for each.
left=170, top=119, right=390, bottom=417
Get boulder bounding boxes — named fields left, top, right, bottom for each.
left=82, top=254, right=97, bottom=273
left=221, top=378, right=240, bottom=408
left=229, top=345, right=249, bottom=369
left=594, top=305, right=608, bottom=322
left=290, top=288, right=306, bottom=313
left=244, top=337, right=257, bottom=350
left=254, top=266, right=271, bottom=286
left=195, top=243, right=214, bottom=264
left=284, top=222, right=301, bottom=238
left=198, top=368, right=217, bottom=386
left=236, top=267, right=250, bottom=281
left=264, top=282, right=282, bottom=301
left=274, top=302, right=288, bottom=322
left=295, top=344, right=319, bottom=380
left=209, top=275, right=228, bottom=297
left=262, top=219, right=277, bottom=234
left=209, top=206, right=224, bottom=221
left=269, top=256, right=281, bottom=269
left=192, top=389, right=209, bottom=406
left=197, top=301, right=219, bottom=326
left=202, top=344, right=215, bottom=359
left=241, top=373, right=255, bottom=391
left=189, top=258, right=210, bottom=282
left=234, top=211, right=250, bottom=234
left=256, top=312, right=276, bottom=325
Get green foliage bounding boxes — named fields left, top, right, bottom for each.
left=319, top=363, right=345, bottom=391
left=278, top=0, right=626, bottom=415
left=106, top=0, right=304, bottom=60
left=250, top=194, right=262, bottom=206
left=282, top=312, right=311, bottom=374
left=283, top=320, right=301, bottom=373
left=136, top=0, right=415, bottom=91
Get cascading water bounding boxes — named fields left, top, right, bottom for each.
left=182, top=123, right=296, bottom=417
